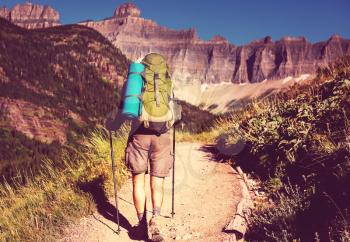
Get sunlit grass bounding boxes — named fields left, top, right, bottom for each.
left=0, top=126, right=129, bottom=241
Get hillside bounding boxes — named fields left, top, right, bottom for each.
left=177, top=100, right=217, bottom=132
left=0, top=18, right=128, bottom=177
left=212, top=57, right=350, bottom=241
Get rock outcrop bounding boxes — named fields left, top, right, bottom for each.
left=114, top=2, right=141, bottom=18
left=79, top=3, right=350, bottom=85
left=0, top=7, right=10, bottom=20
left=0, top=2, right=60, bottom=29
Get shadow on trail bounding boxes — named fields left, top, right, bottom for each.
left=78, top=176, right=148, bottom=241
left=199, top=143, right=250, bottom=175
left=199, top=144, right=230, bottom=163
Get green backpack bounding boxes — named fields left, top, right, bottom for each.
left=140, top=53, right=180, bottom=134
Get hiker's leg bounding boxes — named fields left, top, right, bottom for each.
left=149, top=132, right=172, bottom=216
left=132, top=172, right=146, bottom=220
left=127, top=133, right=152, bottom=221
left=148, top=132, right=171, bottom=241
left=150, top=175, right=165, bottom=215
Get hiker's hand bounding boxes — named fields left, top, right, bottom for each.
left=105, top=108, right=125, bottom=131
left=105, top=108, right=118, bottom=130
left=107, top=107, right=119, bottom=119
left=173, top=101, right=182, bottom=125
left=174, top=119, right=182, bottom=126
left=105, top=117, right=116, bottom=131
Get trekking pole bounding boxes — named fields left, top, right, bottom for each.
left=171, top=125, right=176, bottom=218
left=109, top=130, right=121, bottom=234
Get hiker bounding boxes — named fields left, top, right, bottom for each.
left=107, top=53, right=181, bottom=241
left=126, top=114, right=173, bottom=241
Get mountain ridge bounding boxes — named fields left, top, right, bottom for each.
left=1, top=2, right=350, bottom=85
left=0, top=2, right=60, bottom=29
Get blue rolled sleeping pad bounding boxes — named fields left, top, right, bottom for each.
left=121, top=62, right=145, bottom=118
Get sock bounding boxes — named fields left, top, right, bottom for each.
left=137, top=212, right=144, bottom=222
left=152, top=206, right=161, bottom=217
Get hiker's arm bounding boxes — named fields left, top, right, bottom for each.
left=172, top=94, right=182, bottom=126
left=105, top=81, right=128, bottom=131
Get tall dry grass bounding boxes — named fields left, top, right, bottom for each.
left=0, top=126, right=129, bottom=241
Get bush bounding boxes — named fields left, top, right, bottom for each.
left=247, top=183, right=312, bottom=242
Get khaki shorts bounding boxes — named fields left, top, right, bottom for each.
left=125, top=132, right=173, bottom=177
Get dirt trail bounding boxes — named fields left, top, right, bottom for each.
left=60, top=142, right=242, bottom=242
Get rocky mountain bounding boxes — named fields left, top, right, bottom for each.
left=3, top=2, right=349, bottom=86
left=0, top=2, right=60, bottom=29
left=0, top=18, right=128, bottom=176
left=79, top=3, right=350, bottom=86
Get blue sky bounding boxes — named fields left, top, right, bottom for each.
left=2, top=0, right=350, bottom=45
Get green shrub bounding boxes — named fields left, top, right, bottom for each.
left=214, top=56, right=350, bottom=240
left=247, top=183, right=312, bottom=242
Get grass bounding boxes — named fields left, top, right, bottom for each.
left=248, top=182, right=313, bottom=242
left=176, top=129, right=217, bottom=144
left=0, top=126, right=129, bottom=241
left=209, top=56, right=350, bottom=241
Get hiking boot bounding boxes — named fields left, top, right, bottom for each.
left=129, top=221, right=148, bottom=240
left=148, top=216, right=164, bottom=242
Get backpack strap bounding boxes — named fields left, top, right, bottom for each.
left=154, top=72, right=160, bottom=107
left=144, top=120, right=150, bottom=128
left=124, top=94, right=142, bottom=100
left=129, top=71, right=143, bottom=75
left=166, top=64, right=171, bottom=79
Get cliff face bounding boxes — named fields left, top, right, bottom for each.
left=0, top=7, right=10, bottom=20
left=79, top=3, right=350, bottom=85
left=0, top=2, right=60, bottom=29
left=2, top=3, right=349, bottom=84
